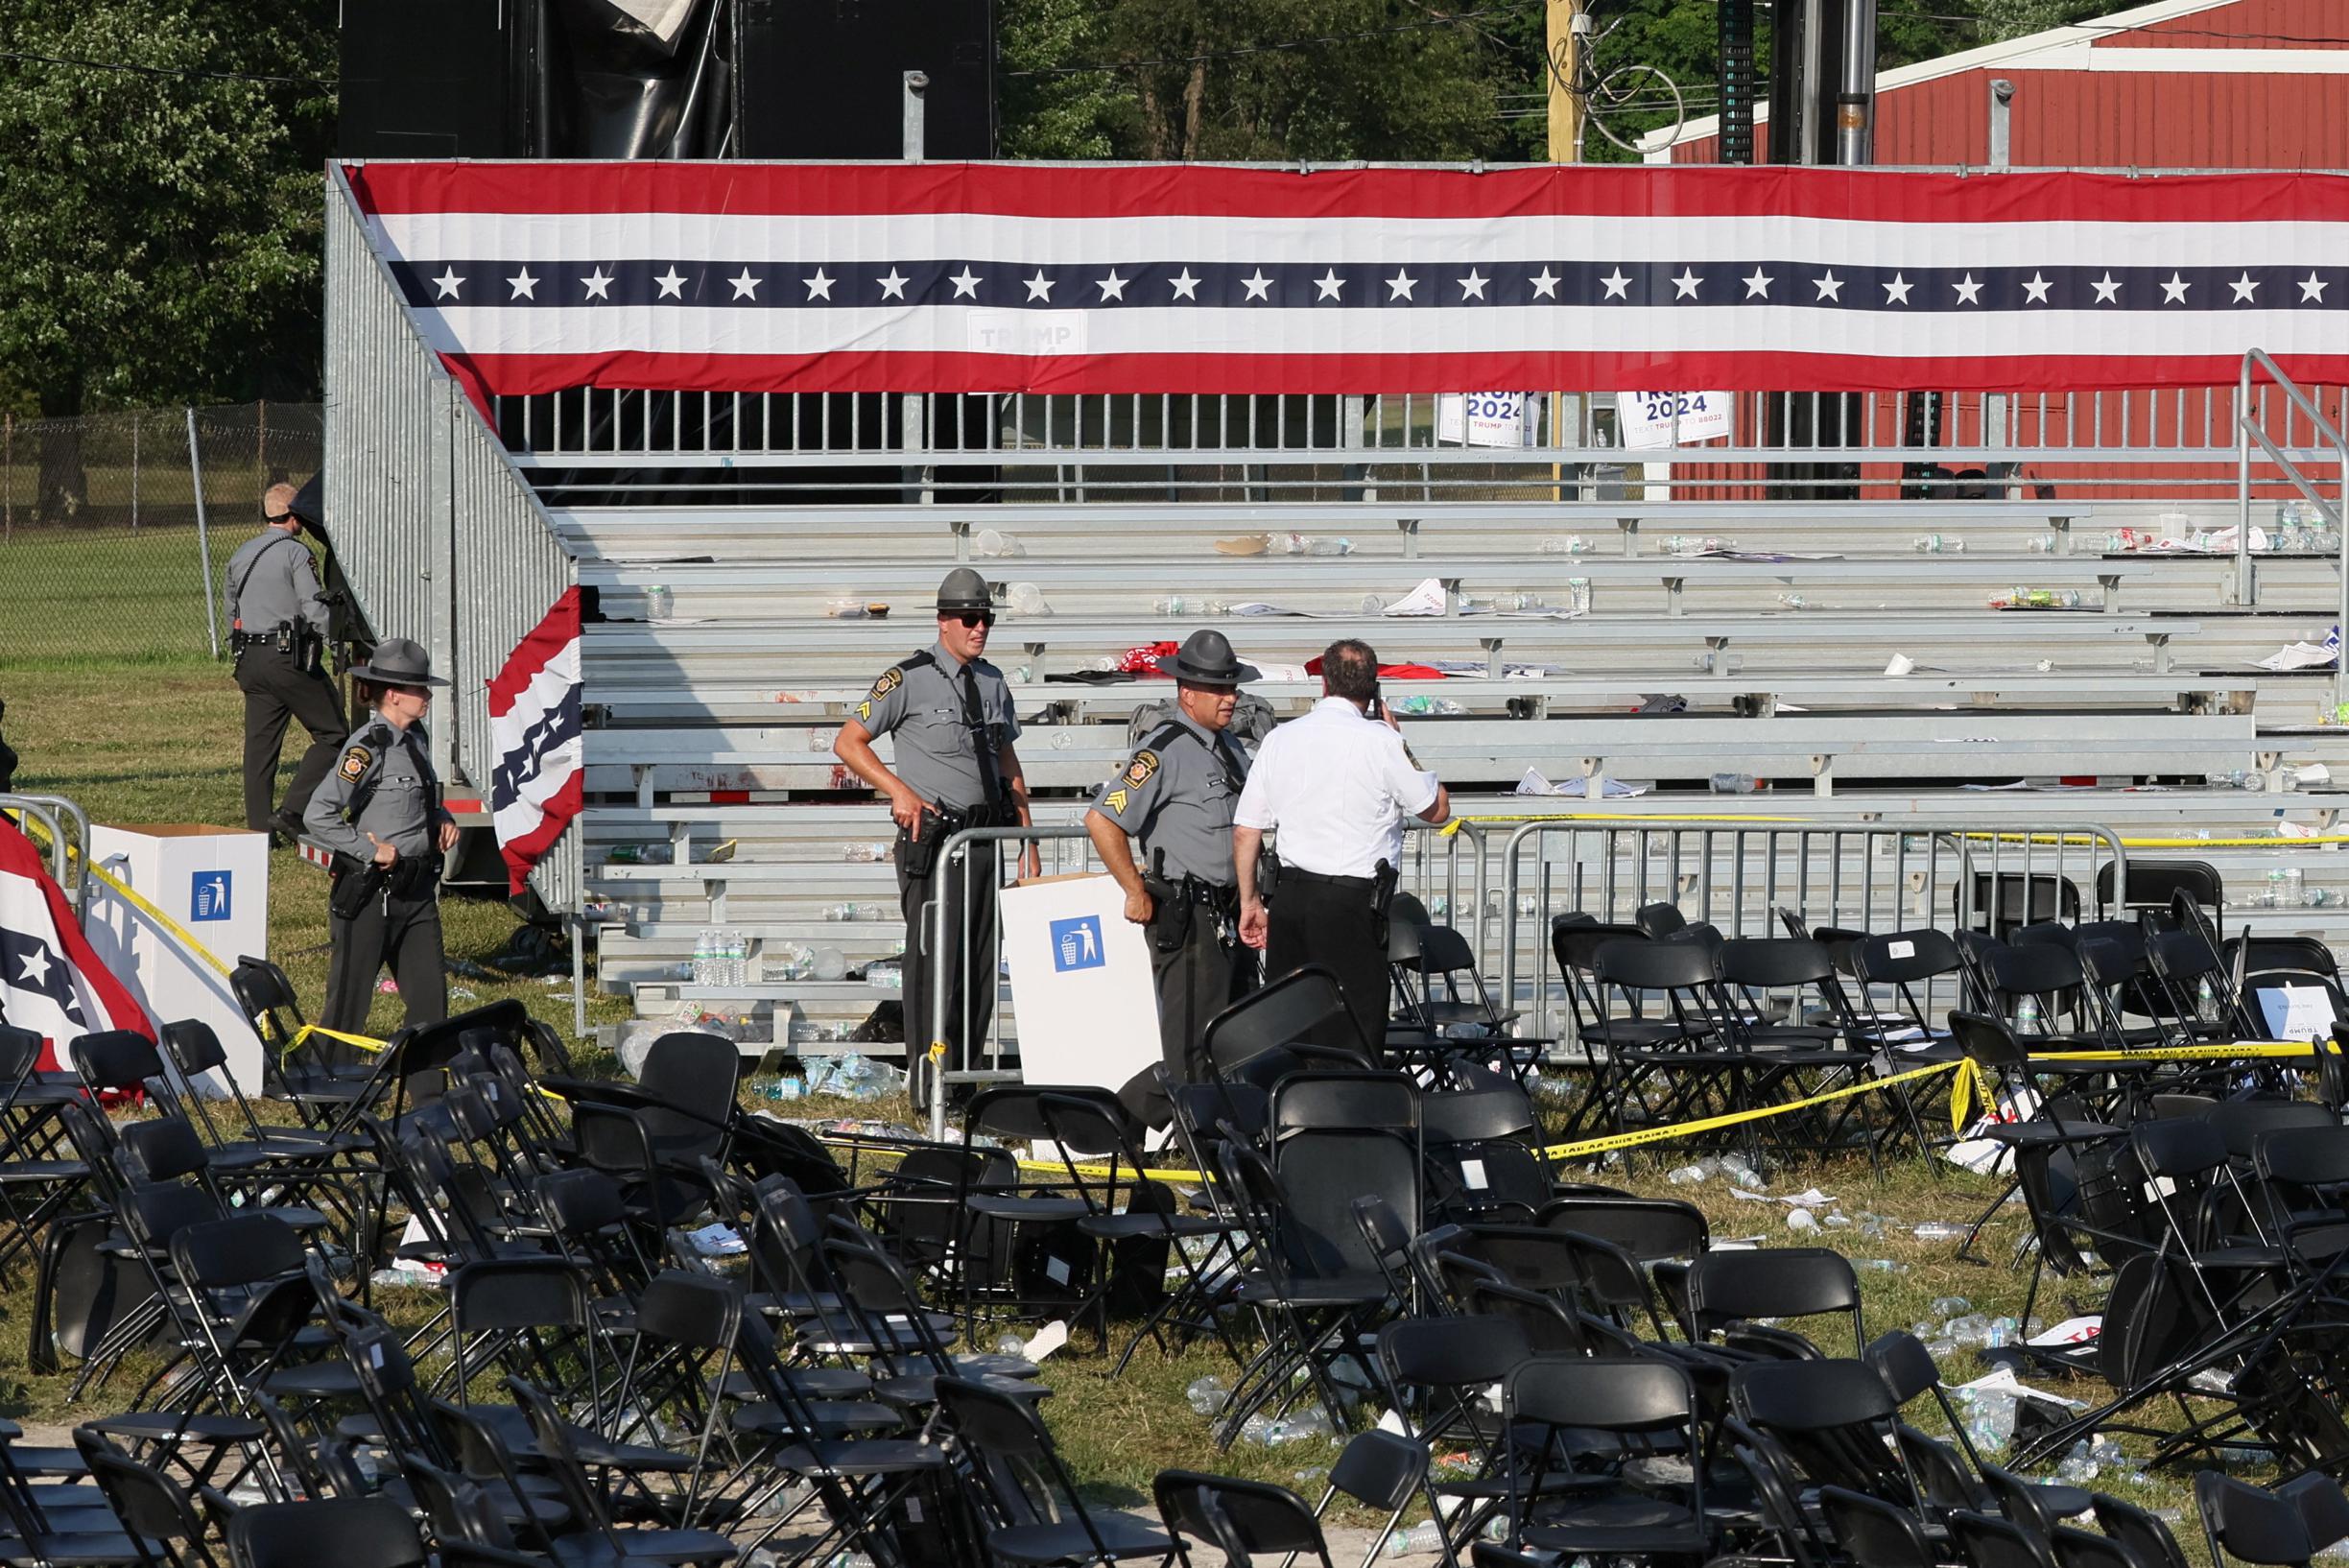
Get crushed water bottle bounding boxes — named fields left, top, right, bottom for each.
left=1381, top=1523, right=1447, bottom=1558
left=1666, top=1165, right=1709, bottom=1186
left=1154, top=596, right=1191, bottom=617
left=1913, top=1221, right=1968, bottom=1242
left=1185, top=1375, right=1230, bottom=1416
left=973, top=528, right=1025, bottom=558
left=1538, top=535, right=1591, bottom=555
left=1566, top=578, right=1592, bottom=615
left=1912, top=535, right=1966, bottom=554
left=843, top=842, right=893, bottom=863
left=1930, top=1296, right=1974, bottom=1319
left=1958, top=1390, right=2019, bottom=1452
left=2025, top=535, right=2058, bottom=554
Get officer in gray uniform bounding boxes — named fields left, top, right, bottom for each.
left=834, top=569, right=1036, bottom=1106
left=304, top=638, right=457, bottom=1042
left=223, top=483, right=347, bottom=841
left=1084, top=630, right=1261, bottom=1127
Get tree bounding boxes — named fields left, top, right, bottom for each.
left=0, top=2, right=332, bottom=515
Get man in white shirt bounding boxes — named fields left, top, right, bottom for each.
left=1233, top=639, right=1449, bottom=1051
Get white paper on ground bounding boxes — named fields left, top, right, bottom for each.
left=1515, top=767, right=1649, bottom=799
left=1956, top=1366, right=2088, bottom=1408
left=1022, top=1320, right=1070, bottom=1363
left=2261, top=639, right=2339, bottom=672
left=1381, top=578, right=1450, bottom=617
left=2029, top=1315, right=2103, bottom=1346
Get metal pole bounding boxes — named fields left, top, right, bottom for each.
left=187, top=407, right=221, bottom=658
left=901, top=72, right=929, bottom=509
left=1986, top=78, right=2013, bottom=169
left=2337, top=440, right=2348, bottom=712
left=1834, top=0, right=1877, bottom=166
left=1797, top=0, right=1832, bottom=163
left=2238, top=358, right=2255, bottom=610
left=130, top=413, right=139, bottom=531
left=571, top=915, right=588, bottom=1040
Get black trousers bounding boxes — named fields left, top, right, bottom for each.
left=234, top=645, right=347, bottom=832
left=898, top=840, right=998, bottom=1101
left=1267, top=876, right=1388, bottom=1055
left=320, top=878, right=447, bottom=1042
left=1119, top=894, right=1257, bottom=1129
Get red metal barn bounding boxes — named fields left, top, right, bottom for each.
left=1634, top=0, right=2349, bottom=501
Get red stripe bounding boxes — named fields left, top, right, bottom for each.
left=344, top=161, right=2349, bottom=226
left=442, top=346, right=2349, bottom=401
left=0, top=821, right=152, bottom=1064
left=486, top=588, right=581, bottom=720
left=500, top=773, right=583, bottom=896
left=707, top=790, right=752, bottom=805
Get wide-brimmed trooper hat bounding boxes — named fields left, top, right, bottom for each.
left=348, top=637, right=449, bottom=687
left=1155, top=629, right=1259, bottom=685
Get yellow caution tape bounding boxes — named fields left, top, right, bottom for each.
left=1543, top=1057, right=1966, bottom=1162
left=288, top=1022, right=390, bottom=1058
left=1950, top=1040, right=2331, bottom=1133
left=75, top=854, right=237, bottom=981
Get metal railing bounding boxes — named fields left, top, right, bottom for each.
left=2239, top=347, right=2349, bottom=708
left=1493, top=816, right=2129, bottom=1039
left=0, top=793, right=92, bottom=919
left=325, top=168, right=581, bottom=915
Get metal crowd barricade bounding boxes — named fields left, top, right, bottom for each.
left=925, top=822, right=1097, bottom=1138
left=0, top=793, right=92, bottom=919
left=1489, top=816, right=2130, bottom=1041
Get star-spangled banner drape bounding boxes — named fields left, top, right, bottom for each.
left=0, top=818, right=151, bottom=1067
left=487, top=589, right=584, bottom=897
left=344, top=161, right=2349, bottom=400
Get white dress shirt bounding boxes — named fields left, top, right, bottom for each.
left=1234, top=697, right=1440, bottom=878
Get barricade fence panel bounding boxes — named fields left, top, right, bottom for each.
left=905, top=813, right=2124, bottom=1127
left=0, top=403, right=321, bottom=667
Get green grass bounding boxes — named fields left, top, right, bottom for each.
left=0, top=526, right=236, bottom=668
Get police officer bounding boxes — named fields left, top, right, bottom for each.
left=1084, top=630, right=1262, bottom=1127
left=834, top=569, right=1037, bottom=1106
left=304, top=638, right=457, bottom=1041
left=223, top=483, right=348, bottom=842
left=1234, top=638, right=1448, bottom=1054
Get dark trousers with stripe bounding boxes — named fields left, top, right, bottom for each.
left=898, top=841, right=998, bottom=1102
left=234, top=646, right=347, bottom=832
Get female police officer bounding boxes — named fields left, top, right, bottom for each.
left=303, top=636, right=458, bottom=1038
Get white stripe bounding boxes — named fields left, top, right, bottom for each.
left=415, top=301, right=2349, bottom=363
left=2027, top=45, right=2349, bottom=74
left=371, top=211, right=2349, bottom=271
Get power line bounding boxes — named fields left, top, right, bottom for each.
left=0, top=47, right=330, bottom=87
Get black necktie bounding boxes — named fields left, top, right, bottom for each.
left=960, top=664, right=1005, bottom=807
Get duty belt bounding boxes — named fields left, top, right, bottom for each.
left=1281, top=868, right=1378, bottom=890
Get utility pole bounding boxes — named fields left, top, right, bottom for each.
left=1546, top=0, right=1583, bottom=163
left=1548, top=0, right=1583, bottom=495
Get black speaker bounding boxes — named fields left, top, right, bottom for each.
left=738, top=0, right=995, bottom=160
left=339, top=0, right=528, bottom=157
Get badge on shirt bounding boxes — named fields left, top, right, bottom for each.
left=338, top=745, right=372, bottom=783
left=1123, top=749, right=1159, bottom=788
left=868, top=668, right=903, bottom=701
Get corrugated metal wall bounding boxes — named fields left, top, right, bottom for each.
left=2121, top=0, right=2349, bottom=48
left=325, top=169, right=581, bottom=914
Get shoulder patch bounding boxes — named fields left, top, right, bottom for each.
left=337, top=745, right=373, bottom=784
left=857, top=700, right=872, bottom=721
left=868, top=667, right=904, bottom=701
left=1103, top=788, right=1130, bottom=815
left=1123, top=749, right=1160, bottom=788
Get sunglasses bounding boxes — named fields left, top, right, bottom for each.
left=951, top=611, right=996, bottom=629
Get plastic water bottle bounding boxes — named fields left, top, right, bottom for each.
left=646, top=583, right=674, bottom=619
left=2015, top=995, right=2042, bottom=1034
left=1913, top=535, right=1966, bottom=554
left=693, top=929, right=714, bottom=986
left=726, top=931, right=748, bottom=987
left=1381, top=1523, right=1446, bottom=1557
left=1538, top=535, right=1590, bottom=555
left=2026, top=535, right=2057, bottom=554
left=1184, top=1376, right=1229, bottom=1416
left=1154, top=596, right=1190, bottom=617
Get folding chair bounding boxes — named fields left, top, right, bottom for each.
left=1688, top=1247, right=1863, bottom=1357
left=936, top=1376, right=1175, bottom=1568
left=1498, top=1356, right=1713, bottom=1563
left=225, top=1496, right=428, bottom=1568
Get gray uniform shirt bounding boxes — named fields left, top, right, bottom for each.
left=223, top=529, right=330, bottom=639
left=1088, top=711, right=1251, bottom=887
left=303, top=716, right=445, bottom=860
left=856, top=642, right=1021, bottom=815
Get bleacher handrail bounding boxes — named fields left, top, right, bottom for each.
left=2239, top=348, right=2349, bottom=708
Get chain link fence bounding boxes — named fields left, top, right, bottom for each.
left=0, top=402, right=324, bottom=668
